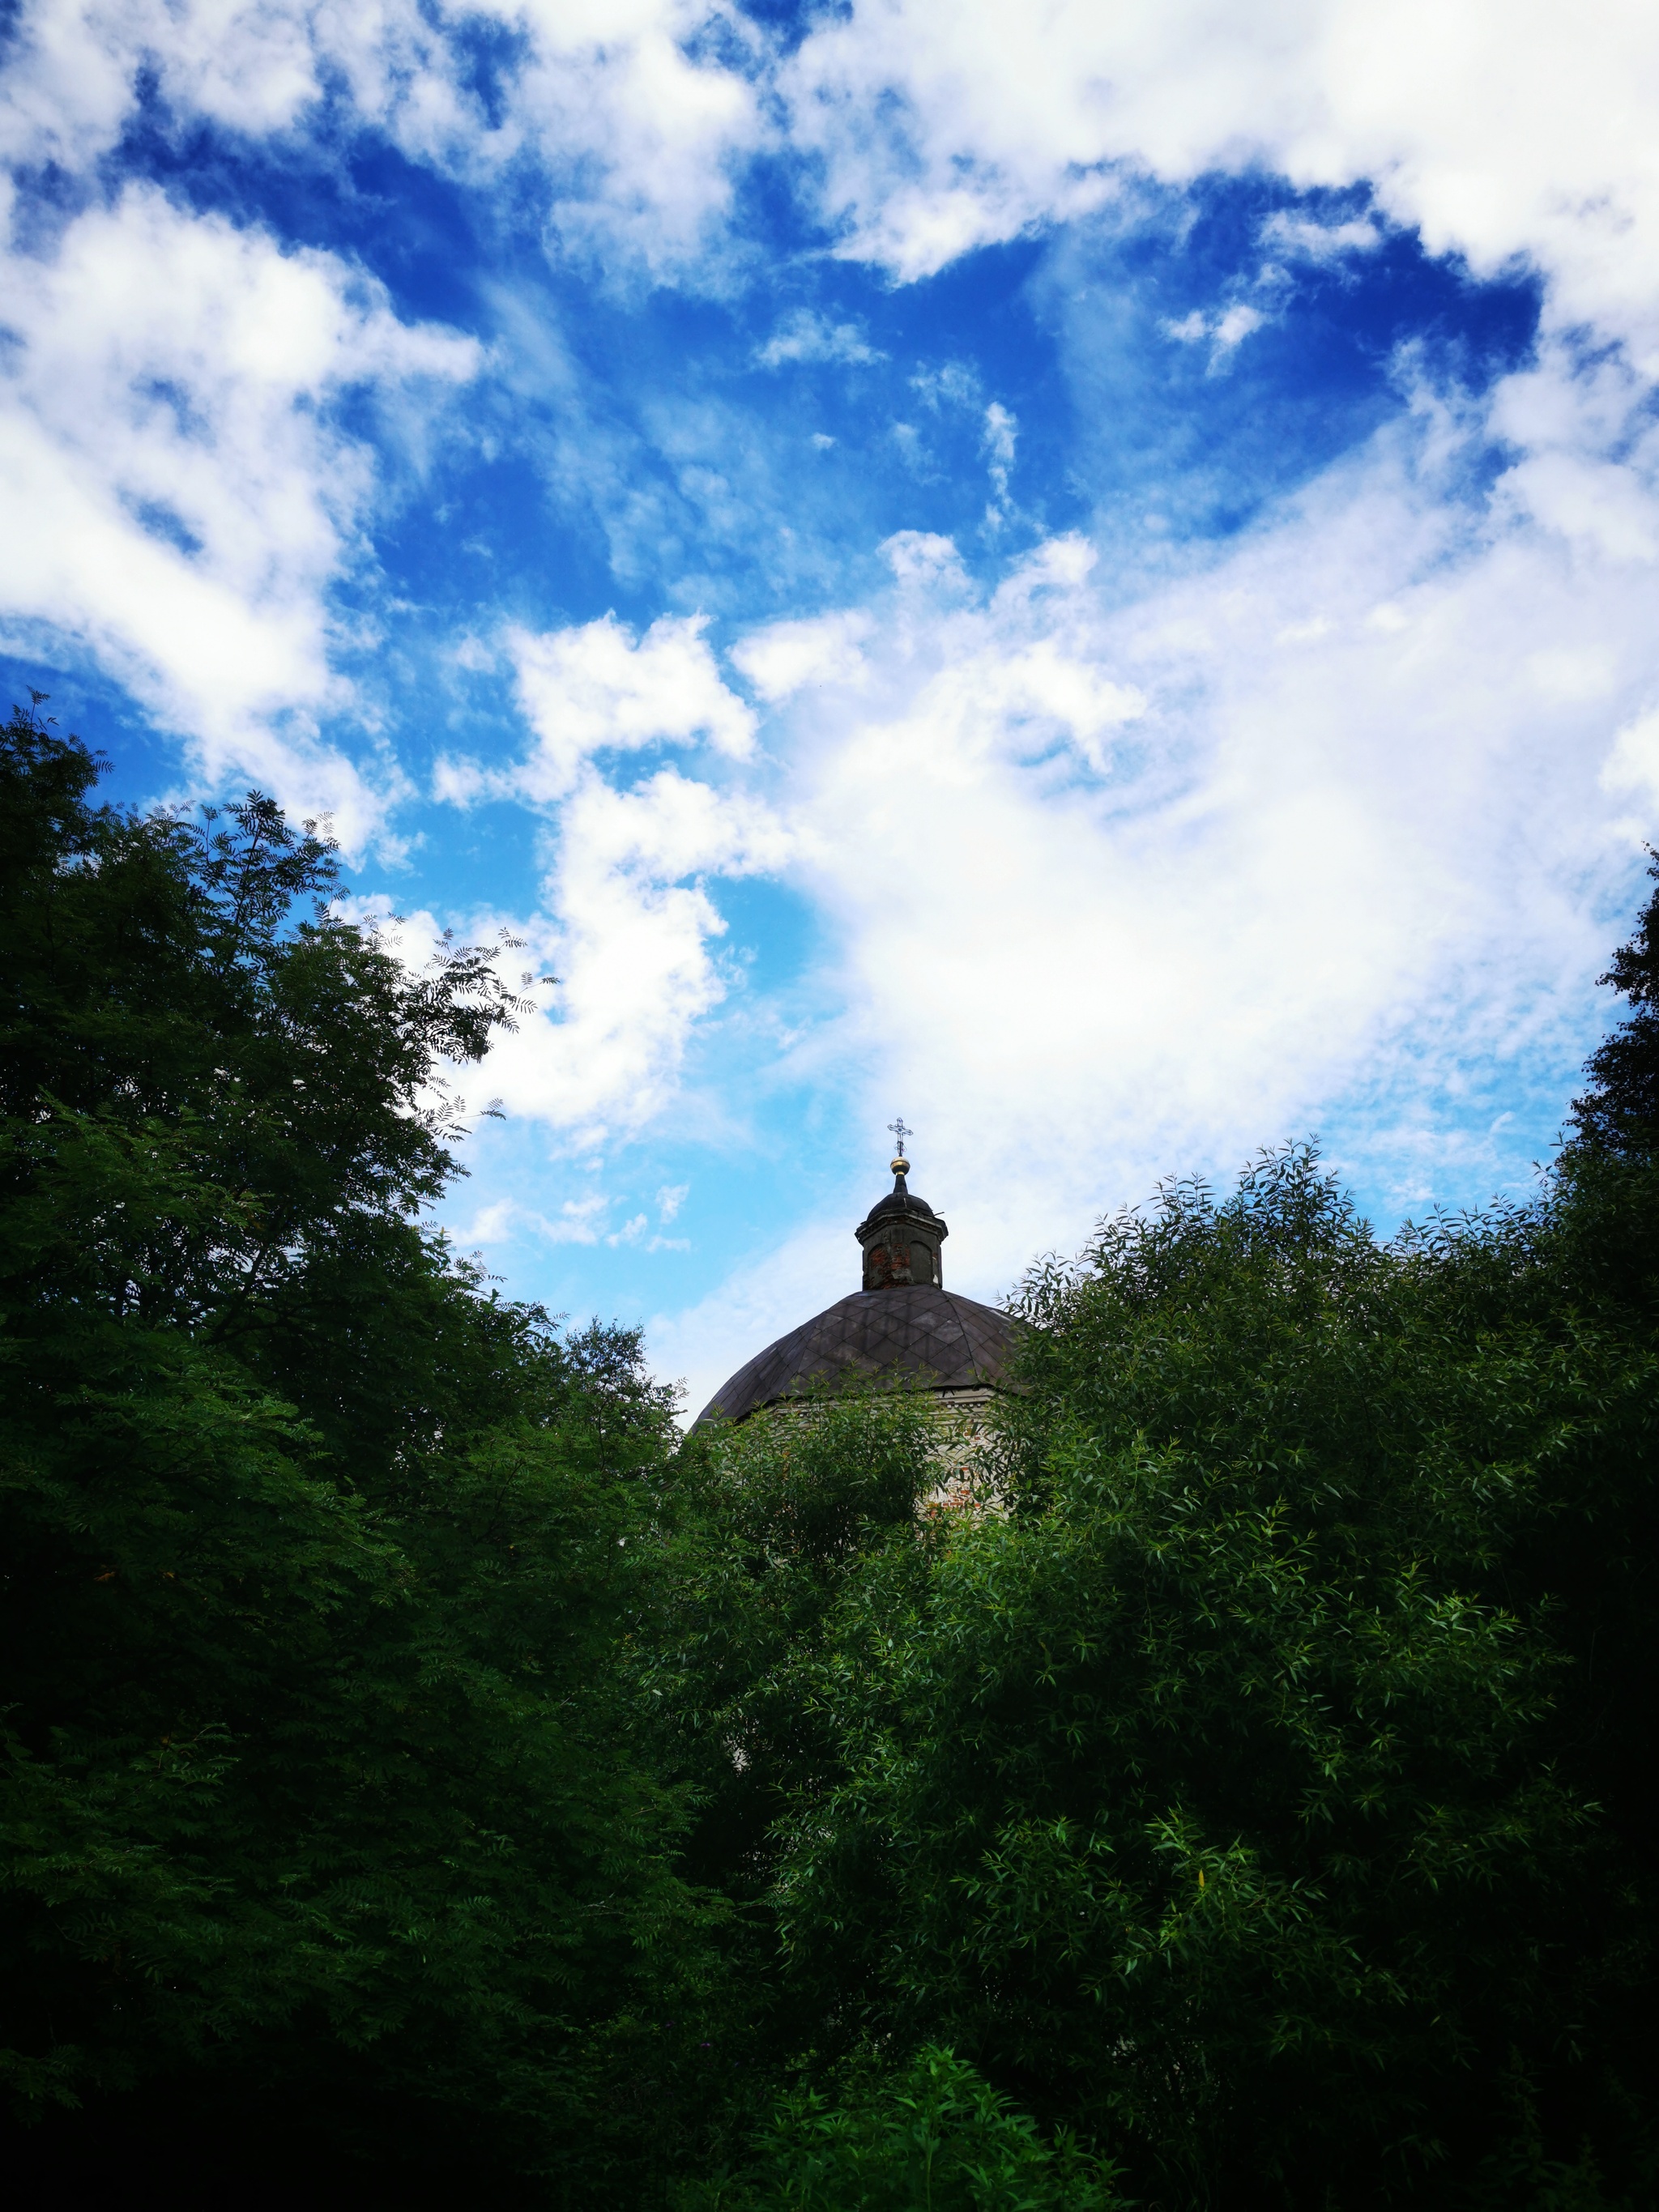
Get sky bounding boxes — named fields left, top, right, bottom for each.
left=6, top=0, right=1659, bottom=1419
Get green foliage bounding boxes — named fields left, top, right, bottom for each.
left=1573, top=842, right=1659, bottom=1151
left=680, top=2046, right=1125, bottom=2211
left=6, top=694, right=1659, bottom=2206
left=0, top=703, right=716, bottom=2193
left=762, top=1148, right=1659, bottom=2206
left=616, top=1391, right=945, bottom=2176
left=650, top=1394, right=938, bottom=1887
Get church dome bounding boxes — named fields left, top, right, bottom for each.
left=692, top=1140, right=1025, bottom=1428
left=693, top=1284, right=1023, bottom=1427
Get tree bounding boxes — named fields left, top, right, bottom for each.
left=10, top=692, right=1659, bottom=2207
left=0, top=702, right=719, bottom=2198
left=760, top=1148, right=1658, bottom=2207
left=676, top=2046, right=1126, bottom=2212
left=1573, top=844, right=1659, bottom=1150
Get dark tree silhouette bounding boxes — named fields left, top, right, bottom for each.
left=1574, top=845, right=1659, bottom=1149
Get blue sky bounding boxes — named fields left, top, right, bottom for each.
left=5, top=0, right=1659, bottom=1415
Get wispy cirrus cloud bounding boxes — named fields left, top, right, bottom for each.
left=755, top=309, right=885, bottom=369
left=642, top=343, right=1659, bottom=1412
left=6, top=0, right=1659, bottom=1421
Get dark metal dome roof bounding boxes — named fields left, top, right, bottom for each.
left=693, top=1284, right=1024, bottom=1429
left=860, top=1180, right=940, bottom=1227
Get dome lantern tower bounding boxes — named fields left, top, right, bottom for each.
left=855, top=1139, right=948, bottom=1289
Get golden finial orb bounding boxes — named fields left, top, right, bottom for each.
left=890, top=1154, right=910, bottom=1176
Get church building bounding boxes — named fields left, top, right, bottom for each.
left=693, top=1132, right=1026, bottom=1431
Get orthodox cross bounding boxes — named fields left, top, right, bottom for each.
left=887, top=1116, right=913, bottom=1158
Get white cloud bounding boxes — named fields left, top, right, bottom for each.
left=687, top=354, right=1658, bottom=1311
left=1211, top=303, right=1265, bottom=351
left=778, top=0, right=1659, bottom=376
left=1260, top=208, right=1385, bottom=262
left=1161, top=301, right=1266, bottom=369
left=484, top=1, right=764, bottom=275
left=656, top=1181, right=689, bottom=1221
left=1601, top=706, right=1659, bottom=820
left=881, top=528, right=971, bottom=594
left=426, top=518, right=1146, bottom=1223
left=11, top=0, right=1659, bottom=1388
left=429, top=664, right=794, bottom=1131
left=480, top=765, right=787, bottom=1132
left=490, top=612, right=757, bottom=803
left=1491, top=343, right=1659, bottom=565
left=911, top=360, right=981, bottom=411
left=731, top=609, right=873, bottom=701
left=1, top=0, right=764, bottom=279
left=11, top=0, right=1659, bottom=369
left=0, top=183, right=476, bottom=844
left=982, top=399, right=1017, bottom=507
left=755, top=308, right=885, bottom=368
left=982, top=403, right=1017, bottom=467
left=461, top=1190, right=612, bottom=1245
left=416, top=342, right=1659, bottom=1302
